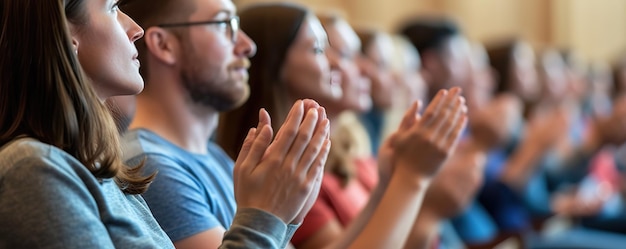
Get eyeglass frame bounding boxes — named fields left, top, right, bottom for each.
left=156, top=16, right=240, bottom=43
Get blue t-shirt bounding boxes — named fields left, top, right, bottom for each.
left=122, top=129, right=237, bottom=242
left=0, top=137, right=174, bottom=248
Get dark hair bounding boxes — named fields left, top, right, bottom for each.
left=355, top=28, right=377, bottom=54
left=217, top=3, right=309, bottom=160
left=486, top=40, right=520, bottom=94
left=612, top=55, right=626, bottom=98
left=0, top=0, right=152, bottom=194
left=398, top=17, right=460, bottom=54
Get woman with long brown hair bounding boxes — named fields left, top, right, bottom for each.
left=0, top=0, right=169, bottom=247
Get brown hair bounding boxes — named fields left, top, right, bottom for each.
left=487, top=40, right=520, bottom=94
left=0, top=0, right=152, bottom=194
left=355, top=28, right=377, bottom=55
left=217, top=3, right=309, bottom=160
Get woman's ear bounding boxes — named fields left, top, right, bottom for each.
left=71, top=38, right=79, bottom=55
left=144, top=27, right=177, bottom=65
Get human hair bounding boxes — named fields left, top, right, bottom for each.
left=0, top=0, right=153, bottom=194
left=355, top=28, right=377, bottom=55
left=317, top=11, right=341, bottom=29
left=398, top=17, right=460, bottom=55
left=119, top=0, right=195, bottom=83
left=217, top=3, right=309, bottom=160
left=486, top=40, right=519, bottom=94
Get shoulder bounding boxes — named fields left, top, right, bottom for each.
left=0, top=138, right=87, bottom=177
left=122, top=129, right=175, bottom=160
left=206, top=141, right=234, bottom=166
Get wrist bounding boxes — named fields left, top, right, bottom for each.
left=391, top=165, right=433, bottom=189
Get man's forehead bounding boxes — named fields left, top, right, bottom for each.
left=191, top=0, right=236, bottom=17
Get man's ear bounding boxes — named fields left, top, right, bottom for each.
left=144, top=27, right=178, bottom=65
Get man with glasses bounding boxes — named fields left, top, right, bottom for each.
left=119, top=0, right=327, bottom=248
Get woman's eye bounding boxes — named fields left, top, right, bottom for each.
left=313, top=47, right=325, bottom=55
left=112, top=1, right=120, bottom=12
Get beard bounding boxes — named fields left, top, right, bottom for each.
left=181, top=67, right=250, bottom=112
left=178, top=36, right=250, bottom=112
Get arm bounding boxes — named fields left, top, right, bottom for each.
left=345, top=88, right=467, bottom=249
left=299, top=88, right=468, bottom=249
left=498, top=108, right=569, bottom=190
left=0, top=156, right=116, bottom=248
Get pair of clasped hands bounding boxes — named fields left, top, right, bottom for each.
left=232, top=87, right=467, bottom=225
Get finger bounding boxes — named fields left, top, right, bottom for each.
left=235, top=127, right=257, bottom=166
left=296, top=118, right=330, bottom=175
left=399, top=100, right=421, bottom=131
left=317, top=107, right=327, bottom=129
left=308, top=139, right=331, bottom=179
left=443, top=114, right=468, bottom=149
left=273, top=101, right=299, bottom=141
left=241, top=125, right=273, bottom=174
left=257, top=109, right=273, bottom=159
left=303, top=99, right=321, bottom=113
left=283, top=108, right=319, bottom=171
left=233, top=127, right=256, bottom=195
left=258, top=108, right=271, bottom=128
left=318, top=107, right=329, bottom=139
left=425, top=88, right=462, bottom=128
left=421, top=89, right=448, bottom=126
left=432, top=96, right=466, bottom=141
left=266, top=100, right=305, bottom=157
left=307, top=162, right=325, bottom=205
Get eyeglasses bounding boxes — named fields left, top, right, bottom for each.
left=157, top=16, right=240, bottom=43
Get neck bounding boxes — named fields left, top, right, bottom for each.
left=129, top=70, right=218, bottom=155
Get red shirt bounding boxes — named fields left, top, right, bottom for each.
left=291, top=156, right=378, bottom=246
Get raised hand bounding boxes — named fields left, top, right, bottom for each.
left=525, top=106, right=570, bottom=150
left=233, top=100, right=330, bottom=224
left=377, top=100, right=421, bottom=184
left=391, top=87, right=468, bottom=178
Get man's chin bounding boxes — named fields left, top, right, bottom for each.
left=217, top=89, right=250, bottom=112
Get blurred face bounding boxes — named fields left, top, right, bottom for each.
left=510, top=43, right=539, bottom=102
left=393, top=43, right=426, bottom=106
left=282, top=16, right=340, bottom=106
left=72, top=0, right=144, bottom=100
left=324, top=19, right=372, bottom=113
left=426, top=36, right=472, bottom=93
left=539, top=51, right=568, bottom=103
left=177, top=0, right=257, bottom=111
left=466, top=45, right=494, bottom=110
left=361, top=34, right=396, bottom=110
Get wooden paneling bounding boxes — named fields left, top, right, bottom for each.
left=234, top=0, right=626, bottom=61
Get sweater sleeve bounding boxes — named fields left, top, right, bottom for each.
left=220, top=208, right=292, bottom=249
left=0, top=156, right=116, bottom=249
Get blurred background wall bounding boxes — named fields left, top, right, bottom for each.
left=234, top=0, right=626, bottom=62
